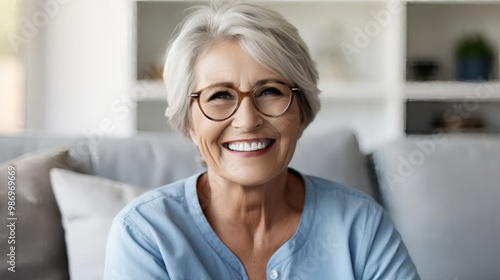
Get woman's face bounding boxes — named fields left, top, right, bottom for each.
left=189, top=40, right=304, bottom=186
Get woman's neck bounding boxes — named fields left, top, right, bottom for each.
left=197, top=169, right=304, bottom=235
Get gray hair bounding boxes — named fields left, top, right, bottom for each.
left=163, top=1, right=320, bottom=138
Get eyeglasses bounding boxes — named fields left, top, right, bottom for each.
left=189, top=80, right=299, bottom=121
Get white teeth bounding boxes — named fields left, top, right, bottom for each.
left=227, top=140, right=271, bottom=152
left=251, top=142, right=257, bottom=150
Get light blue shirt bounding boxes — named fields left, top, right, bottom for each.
left=104, top=171, right=420, bottom=280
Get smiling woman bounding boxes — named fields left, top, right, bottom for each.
left=104, top=2, right=420, bottom=280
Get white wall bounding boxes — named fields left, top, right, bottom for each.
left=25, top=0, right=135, bottom=136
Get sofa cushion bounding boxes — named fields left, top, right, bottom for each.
left=290, top=128, right=373, bottom=197
left=50, top=168, right=145, bottom=280
left=90, top=134, right=202, bottom=188
left=0, top=149, right=71, bottom=280
left=371, top=134, right=500, bottom=280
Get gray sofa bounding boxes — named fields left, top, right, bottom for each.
left=0, top=128, right=499, bottom=279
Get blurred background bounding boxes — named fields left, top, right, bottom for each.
left=1, top=0, right=500, bottom=152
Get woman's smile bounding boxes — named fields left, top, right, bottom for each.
left=222, top=138, right=276, bottom=156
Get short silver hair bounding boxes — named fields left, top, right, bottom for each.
left=163, top=2, right=320, bottom=138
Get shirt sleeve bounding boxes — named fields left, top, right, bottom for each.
left=103, top=213, right=171, bottom=280
left=359, top=206, right=421, bottom=280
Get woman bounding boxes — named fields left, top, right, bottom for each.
left=104, top=2, right=419, bottom=279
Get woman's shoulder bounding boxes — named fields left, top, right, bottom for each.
left=113, top=173, right=200, bottom=224
left=304, top=174, right=374, bottom=201
left=301, top=173, right=382, bottom=214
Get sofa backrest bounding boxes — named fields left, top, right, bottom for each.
left=0, top=128, right=373, bottom=195
left=371, top=134, right=500, bottom=280
left=0, top=133, right=202, bottom=188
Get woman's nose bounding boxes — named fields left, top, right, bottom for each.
left=231, top=97, right=264, bottom=131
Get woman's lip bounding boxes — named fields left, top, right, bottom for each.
left=222, top=138, right=274, bottom=145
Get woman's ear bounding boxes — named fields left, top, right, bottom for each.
left=186, top=110, right=199, bottom=146
left=297, top=108, right=305, bottom=139
left=297, top=122, right=305, bottom=140
left=189, top=126, right=199, bottom=147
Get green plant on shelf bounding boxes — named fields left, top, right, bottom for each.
left=455, top=35, right=493, bottom=59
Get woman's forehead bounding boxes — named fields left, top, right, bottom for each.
left=194, top=41, right=283, bottom=90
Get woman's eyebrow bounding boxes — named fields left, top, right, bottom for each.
left=202, top=82, right=235, bottom=88
left=255, top=78, right=286, bottom=86
left=200, top=78, right=285, bottom=90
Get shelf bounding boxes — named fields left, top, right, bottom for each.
left=405, top=0, right=500, bottom=3
left=319, top=82, right=385, bottom=103
left=406, top=81, right=500, bottom=101
left=135, top=80, right=165, bottom=101
left=405, top=98, right=500, bottom=135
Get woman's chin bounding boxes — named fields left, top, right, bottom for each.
left=219, top=164, right=287, bottom=187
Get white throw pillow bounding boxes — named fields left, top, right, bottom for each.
left=50, top=168, right=146, bottom=280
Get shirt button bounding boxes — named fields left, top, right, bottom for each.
left=270, top=269, right=278, bottom=279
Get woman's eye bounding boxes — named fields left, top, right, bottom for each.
left=208, top=91, right=234, bottom=101
left=258, top=87, right=283, bottom=97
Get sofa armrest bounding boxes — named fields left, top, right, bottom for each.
left=371, top=134, right=500, bottom=280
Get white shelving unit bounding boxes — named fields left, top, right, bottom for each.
left=318, top=82, right=386, bottom=103
left=404, top=1, right=500, bottom=134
